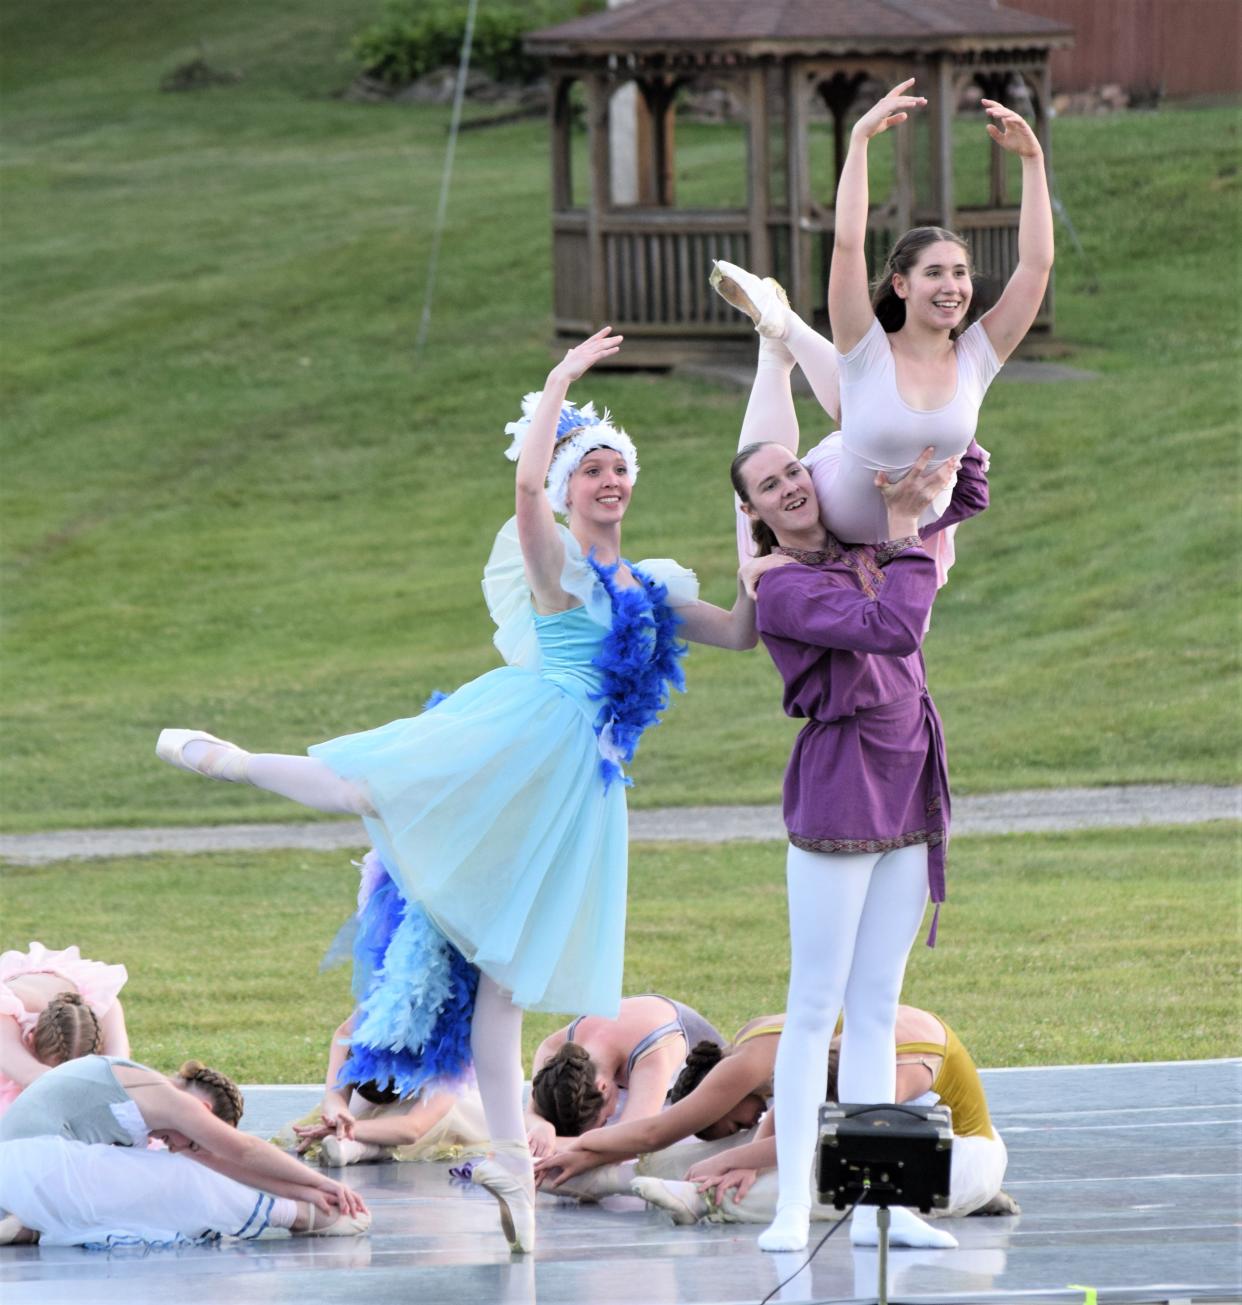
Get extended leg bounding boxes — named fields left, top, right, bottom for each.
left=160, top=729, right=373, bottom=815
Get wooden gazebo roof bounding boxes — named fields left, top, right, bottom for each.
left=527, top=0, right=1074, bottom=59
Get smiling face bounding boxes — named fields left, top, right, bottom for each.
left=893, top=238, right=973, bottom=332
left=564, top=446, right=632, bottom=524
left=734, top=443, right=822, bottom=546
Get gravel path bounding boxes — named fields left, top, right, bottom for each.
left=1, top=784, right=1237, bottom=866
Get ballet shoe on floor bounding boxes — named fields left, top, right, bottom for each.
left=968, top=1189, right=1021, bottom=1216
left=156, top=728, right=249, bottom=782
left=630, top=1177, right=707, bottom=1226
left=320, top=1136, right=390, bottom=1167
left=709, top=260, right=790, bottom=338
left=473, top=1155, right=536, bottom=1254
left=293, top=1205, right=372, bottom=1237
left=0, top=1213, right=35, bottom=1245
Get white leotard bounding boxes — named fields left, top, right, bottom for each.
left=807, top=317, right=1001, bottom=545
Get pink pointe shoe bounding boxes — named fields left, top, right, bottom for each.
left=709, top=260, right=790, bottom=338
left=155, top=728, right=250, bottom=782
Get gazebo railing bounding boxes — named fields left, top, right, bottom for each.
left=551, top=203, right=1046, bottom=346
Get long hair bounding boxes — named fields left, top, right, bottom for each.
left=730, top=442, right=781, bottom=557
left=871, top=226, right=972, bottom=335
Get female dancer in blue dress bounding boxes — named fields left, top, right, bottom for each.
left=155, top=327, right=758, bottom=1253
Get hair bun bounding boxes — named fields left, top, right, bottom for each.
left=178, top=1058, right=205, bottom=1079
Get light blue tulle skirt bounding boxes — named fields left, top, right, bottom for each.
left=310, top=654, right=628, bottom=1017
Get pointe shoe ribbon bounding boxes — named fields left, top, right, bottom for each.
left=709, top=260, right=790, bottom=339
left=472, top=1144, right=536, bottom=1254
left=156, top=728, right=249, bottom=782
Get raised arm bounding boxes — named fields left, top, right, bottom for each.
left=514, top=328, right=623, bottom=612
left=829, top=80, right=927, bottom=354
left=978, top=101, right=1054, bottom=362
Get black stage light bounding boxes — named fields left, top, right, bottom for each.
left=817, top=1102, right=954, bottom=1305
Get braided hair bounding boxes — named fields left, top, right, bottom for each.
left=31, top=992, right=102, bottom=1067
left=529, top=1043, right=605, bottom=1137
left=176, top=1059, right=245, bottom=1127
left=667, top=1039, right=724, bottom=1105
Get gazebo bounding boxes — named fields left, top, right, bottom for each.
left=525, top=0, right=1074, bottom=366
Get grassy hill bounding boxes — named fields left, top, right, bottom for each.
left=2, top=0, right=1239, bottom=831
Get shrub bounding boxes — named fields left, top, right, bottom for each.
left=351, top=0, right=601, bottom=88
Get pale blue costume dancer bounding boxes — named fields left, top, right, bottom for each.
left=155, top=327, right=759, bottom=1253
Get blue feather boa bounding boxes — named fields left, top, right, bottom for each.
left=332, top=858, right=478, bottom=1100
left=586, top=556, right=688, bottom=790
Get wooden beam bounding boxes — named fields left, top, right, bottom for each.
left=746, top=66, right=771, bottom=273
left=932, top=56, right=955, bottom=228
left=785, top=63, right=811, bottom=319
left=584, top=73, right=611, bottom=325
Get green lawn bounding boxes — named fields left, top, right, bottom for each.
left=1, top=1, right=1239, bottom=833
left=2, top=825, right=1235, bottom=1080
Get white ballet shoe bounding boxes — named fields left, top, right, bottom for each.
left=630, top=1177, right=707, bottom=1225
left=156, top=728, right=249, bottom=782
left=0, top=1213, right=34, bottom=1245
left=320, top=1136, right=390, bottom=1167
left=710, top=260, right=790, bottom=338
left=849, top=1203, right=958, bottom=1249
left=757, top=1203, right=810, bottom=1252
left=294, top=1204, right=372, bottom=1237
left=473, top=1149, right=536, bottom=1254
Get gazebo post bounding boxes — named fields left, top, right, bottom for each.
left=931, top=55, right=956, bottom=228
left=894, top=104, right=914, bottom=234
left=785, top=64, right=813, bottom=319
left=549, top=76, right=574, bottom=210
left=746, top=65, right=771, bottom=273
left=584, top=72, right=612, bottom=324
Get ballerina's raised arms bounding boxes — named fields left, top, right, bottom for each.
left=712, top=78, right=1053, bottom=583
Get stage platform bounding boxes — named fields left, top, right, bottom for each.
left=3, top=1059, right=1238, bottom=1304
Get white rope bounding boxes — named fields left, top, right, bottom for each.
left=414, top=0, right=479, bottom=362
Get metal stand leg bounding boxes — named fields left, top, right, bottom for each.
left=877, top=1205, right=890, bottom=1305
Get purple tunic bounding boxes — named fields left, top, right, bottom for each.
left=752, top=441, right=990, bottom=944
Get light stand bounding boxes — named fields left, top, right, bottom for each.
left=816, top=1102, right=954, bottom=1305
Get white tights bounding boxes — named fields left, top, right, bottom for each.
left=760, top=842, right=943, bottom=1251
left=182, top=741, right=373, bottom=816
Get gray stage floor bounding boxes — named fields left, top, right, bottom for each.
left=3, top=1060, right=1238, bottom=1305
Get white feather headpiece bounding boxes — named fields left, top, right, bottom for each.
left=503, top=391, right=639, bottom=515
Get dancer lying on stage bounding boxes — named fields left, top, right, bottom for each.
left=0, top=1054, right=368, bottom=1245
left=534, top=1005, right=1010, bottom=1221
left=526, top=994, right=723, bottom=1155
left=712, top=80, right=1051, bottom=587
left=278, top=849, right=486, bottom=1167
left=155, top=328, right=760, bottom=1253
left=0, top=941, right=131, bottom=1117
left=726, top=431, right=983, bottom=1253
left=628, top=1006, right=1014, bottom=1228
